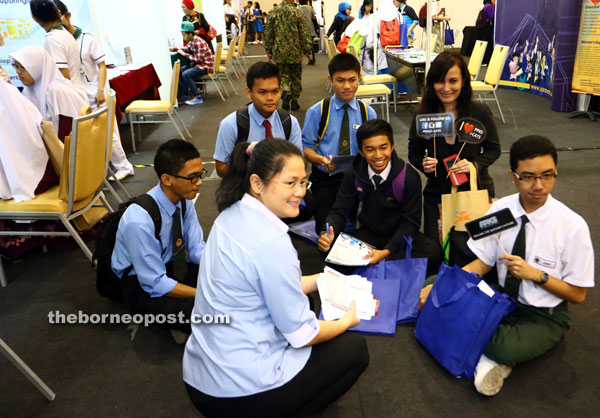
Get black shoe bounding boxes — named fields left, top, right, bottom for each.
left=290, top=100, right=300, bottom=111
left=281, top=92, right=291, bottom=110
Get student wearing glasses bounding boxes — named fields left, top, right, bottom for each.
left=183, top=138, right=369, bottom=418
left=419, top=136, right=595, bottom=396
left=111, top=140, right=206, bottom=337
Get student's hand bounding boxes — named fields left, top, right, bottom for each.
left=498, top=254, right=540, bottom=281
left=95, top=89, right=106, bottom=106
left=363, top=249, right=391, bottom=265
left=320, top=155, right=336, bottom=172
left=448, top=158, right=470, bottom=175
left=176, top=49, right=185, bottom=56
left=342, top=300, right=361, bottom=329
left=422, top=156, right=438, bottom=174
left=418, top=284, right=434, bottom=310
left=324, top=35, right=329, bottom=39
left=318, top=226, right=334, bottom=252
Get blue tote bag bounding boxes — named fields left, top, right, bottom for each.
left=414, top=263, right=515, bottom=379
left=354, top=237, right=427, bottom=324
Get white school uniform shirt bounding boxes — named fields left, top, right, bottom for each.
left=75, top=29, right=107, bottom=104
left=44, top=27, right=86, bottom=97
left=183, top=194, right=319, bottom=397
left=9, top=45, right=88, bottom=131
left=468, top=193, right=595, bottom=308
left=0, top=81, right=48, bottom=202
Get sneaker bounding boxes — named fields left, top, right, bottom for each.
left=290, top=100, right=300, bottom=111
left=178, top=96, right=191, bottom=105
left=108, top=167, right=134, bottom=182
left=185, top=97, right=204, bottom=105
left=473, top=354, right=512, bottom=396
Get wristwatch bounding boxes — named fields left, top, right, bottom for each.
left=539, top=271, right=549, bottom=285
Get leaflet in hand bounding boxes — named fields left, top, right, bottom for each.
left=328, top=155, right=354, bottom=176
left=325, top=232, right=376, bottom=266
left=317, top=267, right=378, bottom=321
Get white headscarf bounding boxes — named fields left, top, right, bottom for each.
left=0, top=81, right=49, bottom=202
left=9, top=45, right=87, bottom=129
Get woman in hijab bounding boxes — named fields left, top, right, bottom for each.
left=0, top=81, right=49, bottom=202
left=9, top=45, right=88, bottom=131
left=325, top=2, right=352, bottom=46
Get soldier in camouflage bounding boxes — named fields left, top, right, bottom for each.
left=264, top=0, right=313, bottom=111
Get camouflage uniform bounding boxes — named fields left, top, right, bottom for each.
left=264, top=1, right=312, bottom=102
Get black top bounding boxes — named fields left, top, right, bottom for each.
left=326, top=16, right=345, bottom=46
left=325, top=152, right=422, bottom=254
left=400, top=4, right=419, bottom=22
left=407, top=102, right=501, bottom=202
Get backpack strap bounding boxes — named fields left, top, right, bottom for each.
left=276, top=108, right=292, bottom=140
left=358, top=99, right=368, bottom=123
left=235, top=106, right=250, bottom=145
left=391, top=163, right=408, bottom=203
left=316, top=98, right=331, bottom=151
left=131, top=194, right=162, bottom=243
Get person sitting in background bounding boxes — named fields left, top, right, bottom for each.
left=0, top=81, right=50, bottom=202
left=170, top=21, right=214, bottom=106
left=181, top=0, right=214, bottom=54
left=9, top=45, right=88, bottom=131
left=30, top=0, right=86, bottom=98
left=318, top=119, right=442, bottom=275
left=55, top=0, right=134, bottom=181
left=112, top=139, right=206, bottom=339
left=419, top=135, right=595, bottom=396
left=325, top=2, right=352, bottom=46
left=214, top=61, right=303, bottom=178
left=408, top=51, right=500, bottom=242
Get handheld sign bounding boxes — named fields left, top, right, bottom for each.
left=416, top=113, right=455, bottom=139
left=456, top=117, right=487, bottom=144
left=465, top=208, right=518, bottom=241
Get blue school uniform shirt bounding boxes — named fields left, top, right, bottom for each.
left=111, top=183, right=205, bottom=297
left=302, top=95, right=377, bottom=173
left=183, top=194, right=320, bottom=397
left=213, top=103, right=303, bottom=163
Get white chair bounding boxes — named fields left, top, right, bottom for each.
left=125, top=60, right=191, bottom=152
left=471, top=44, right=510, bottom=123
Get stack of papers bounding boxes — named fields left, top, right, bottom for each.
left=317, top=267, right=378, bottom=321
left=325, top=233, right=376, bottom=266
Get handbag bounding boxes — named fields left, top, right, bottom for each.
left=379, top=18, right=401, bottom=47
left=347, top=31, right=365, bottom=57
left=354, top=237, right=427, bottom=324
left=444, top=21, right=455, bottom=46
left=414, top=263, right=515, bottom=379
left=336, top=34, right=350, bottom=53
left=440, top=162, right=490, bottom=243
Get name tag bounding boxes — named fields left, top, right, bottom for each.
left=353, top=124, right=361, bottom=130
left=534, top=256, right=556, bottom=269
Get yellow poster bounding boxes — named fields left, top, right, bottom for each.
left=572, top=0, right=600, bottom=95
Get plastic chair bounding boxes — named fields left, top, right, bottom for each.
left=468, top=40, right=488, bottom=80
left=125, top=60, right=191, bottom=152
left=196, top=43, right=228, bottom=101
left=471, top=44, right=510, bottom=123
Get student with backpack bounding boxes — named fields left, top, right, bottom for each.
left=302, top=53, right=377, bottom=235
left=317, top=119, right=442, bottom=275
left=213, top=62, right=302, bottom=178
left=110, top=139, right=206, bottom=338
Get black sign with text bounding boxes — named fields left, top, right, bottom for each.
left=465, top=208, right=518, bottom=240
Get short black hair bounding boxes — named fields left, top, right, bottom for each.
left=356, top=119, right=394, bottom=150
left=30, top=0, right=60, bottom=23
left=509, top=135, right=557, bottom=172
left=328, top=53, right=361, bottom=77
left=246, top=61, right=280, bottom=90
left=53, top=0, right=68, bottom=15
left=154, top=139, right=201, bottom=178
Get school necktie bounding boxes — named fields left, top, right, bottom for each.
left=172, top=206, right=187, bottom=281
left=263, top=120, right=273, bottom=139
left=339, top=103, right=350, bottom=156
left=504, top=214, right=529, bottom=299
left=373, top=174, right=382, bottom=189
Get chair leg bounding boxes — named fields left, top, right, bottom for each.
left=493, top=91, right=505, bottom=124
left=103, top=178, right=123, bottom=204
left=226, top=74, right=238, bottom=94
left=230, top=63, right=240, bottom=79
left=169, top=113, right=188, bottom=142
left=0, top=338, right=56, bottom=401
left=59, top=215, right=93, bottom=261
left=393, top=80, right=397, bottom=113
left=211, top=78, right=226, bottom=102
left=128, top=114, right=136, bottom=153
left=173, top=109, right=192, bottom=139
left=0, top=258, right=6, bottom=287
left=219, top=77, right=231, bottom=97
left=98, top=193, right=115, bottom=213
left=136, top=115, right=142, bottom=145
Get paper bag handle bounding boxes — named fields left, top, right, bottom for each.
left=450, top=161, right=479, bottom=195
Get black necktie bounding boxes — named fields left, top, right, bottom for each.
left=339, top=103, right=350, bottom=156
left=172, top=206, right=187, bottom=281
left=373, top=174, right=382, bottom=189
left=504, top=215, right=529, bottom=299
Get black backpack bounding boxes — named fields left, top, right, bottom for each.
left=235, top=105, right=292, bottom=144
left=92, top=194, right=186, bottom=301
